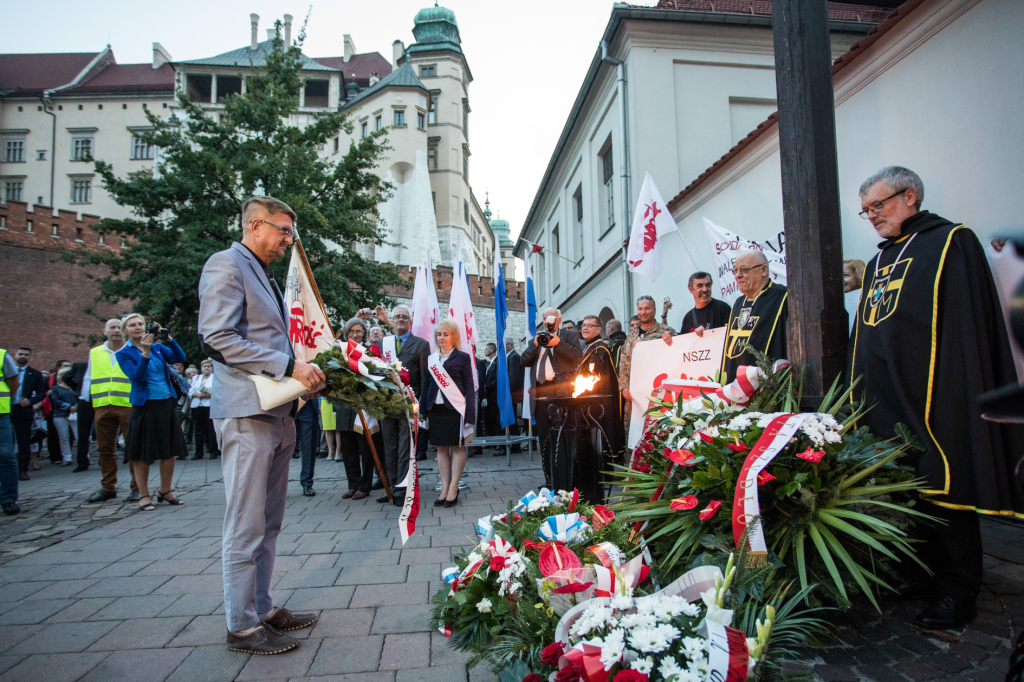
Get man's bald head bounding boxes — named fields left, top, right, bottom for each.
left=104, top=318, right=123, bottom=342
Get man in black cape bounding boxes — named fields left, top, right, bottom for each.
left=575, top=315, right=624, bottom=503
left=851, top=166, right=1024, bottom=629
left=720, top=250, right=788, bottom=382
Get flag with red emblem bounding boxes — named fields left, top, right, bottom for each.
left=626, top=173, right=678, bottom=283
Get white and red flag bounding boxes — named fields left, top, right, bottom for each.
left=449, top=236, right=480, bottom=392
left=410, top=257, right=441, bottom=353
left=285, top=239, right=336, bottom=360
left=626, top=172, right=679, bottom=283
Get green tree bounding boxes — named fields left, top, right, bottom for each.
left=67, top=21, right=405, bottom=360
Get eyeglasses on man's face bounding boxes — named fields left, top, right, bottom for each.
left=581, top=322, right=602, bottom=329
left=732, top=264, right=767, bottom=276
left=858, top=189, right=907, bottom=219
left=257, top=219, right=295, bottom=239
left=392, top=314, right=411, bottom=321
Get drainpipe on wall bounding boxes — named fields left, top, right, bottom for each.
left=40, top=93, right=56, bottom=207
left=601, top=40, right=631, bottom=317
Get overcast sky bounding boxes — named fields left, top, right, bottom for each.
left=5, top=0, right=622, bottom=244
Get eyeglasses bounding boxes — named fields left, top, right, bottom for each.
left=581, top=322, right=602, bottom=329
left=392, top=314, right=410, bottom=320
left=731, top=264, right=767, bottom=276
left=636, top=295, right=655, bottom=303
left=858, top=189, right=907, bottom=219
left=257, top=219, right=296, bottom=238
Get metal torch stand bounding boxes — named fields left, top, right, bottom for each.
left=542, top=395, right=612, bottom=501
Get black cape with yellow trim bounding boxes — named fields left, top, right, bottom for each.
left=851, top=211, right=1024, bottom=518
left=721, top=280, right=788, bottom=383
left=580, top=339, right=625, bottom=461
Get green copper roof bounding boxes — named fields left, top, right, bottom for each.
left=179, top=39, right=337, bottom=71
left=341, top=62, right=427, bottom=111
left=408, top=3, right=462, bottom=55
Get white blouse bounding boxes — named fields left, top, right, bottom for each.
left=189, top=373, right=214, bottom=408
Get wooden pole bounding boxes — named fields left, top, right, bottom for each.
left=359, top=410, right=392, bottom=502
left=771, top=0, right=848, bottom=397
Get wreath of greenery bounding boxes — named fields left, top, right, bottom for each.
left=311, top=346, right=411, bottom=421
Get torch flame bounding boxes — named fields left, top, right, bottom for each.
left=572, top=373, right=599, bottom=398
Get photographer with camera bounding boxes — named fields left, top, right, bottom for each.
left=521, top=307, right=583, bottom=488
left=115, top=314, right=188, bottom=512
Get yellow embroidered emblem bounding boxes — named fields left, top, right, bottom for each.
left=725, top=314, right=760, bottom=359
left=863, top=258, right=912, bottom=327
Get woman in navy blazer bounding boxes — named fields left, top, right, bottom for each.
left=423, top=319, right=475, bottom=508
left=115, top=314, right=188, bottom=511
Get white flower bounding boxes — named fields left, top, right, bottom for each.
left=476, top=598, right=492, bottom=614
left=701, top=588, right=734, bottom=627
left=618, top=612, right=657, bottom=630
left=571, top=605, right=613, bottom=638
left=627, top=623, right=678, bottom=654
left=653, top=594, right=693, bottom=621
left=681, top=636, right=706, bottom=659
left=677, top=669, right=703, bottom=682
left=687, top=654, right=709, bottom=674
left=466, top=551, right=483, bottom=565
left=729, top=415, right=752, bottom=430
left=824, top=430, right=842, bottom=444
left=526, top=497, right=551, bottom=512
left=631, top=657, right=654, bottom=674
left=610, top=595, right=634, bottom=611
left=658, top=656, right=684, bottom=681
left=600, top=629, right=626, bottom=670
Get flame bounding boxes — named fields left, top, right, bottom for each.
left=572, top=373, right=599, bottom=398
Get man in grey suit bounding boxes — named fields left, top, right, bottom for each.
left=198, top=196, right=326, bottom=655
left=378, top=305, right=430, bottom=506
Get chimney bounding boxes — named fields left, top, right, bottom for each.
left=152, top=42, right=172, bottom=69
left=284, top=14, right=293, bottom=46
left=343, top=34, right=357, bottom=62
left=267, top=28, right=276, bottom=41
left=392, top=40, right=405, bottom=67
left=250, top=13, right=259, bottom=50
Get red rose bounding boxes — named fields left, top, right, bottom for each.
left=636, top=463, right=651, bottom=474
left=367, top=344, right=382, bottom=357
left=523, top=675, right=545, bottom=682
left=757, top=471, right=776, bottom=485
left=670, top=494, right=699, bottom=511
left=540, top=642, right=565, bottom=666
left=797, top=446, right=825, bottom=463
left=614, top=671, right=649, bottom=682
left=554, top=663, right=584, bottom=682
left=490, top=556, right=506, bottom=572
left=399, top=368, right=410, bottom=385
left=699, top=500, right=722, bottom=520
left=643, top=442, right=654, bottom=452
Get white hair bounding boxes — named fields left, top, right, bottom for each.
left=859, top=166, right=924, bottom=209
left=392, top=305, right=410, bottom=317
left=736, top=249, right=768, bottom=265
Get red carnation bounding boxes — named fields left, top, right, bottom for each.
left=614, top=671, right=650, bottom=682
left=797, top=446, right=825, bottom=463
left=699, top=500, right=722, bottom=520
left=757, top=471, right=776, bottom=485
left=540, top=642, right=565, bottom=665
left=367, top=344, right=382, bottom=357
left=523, top=675, right=545, bottom=682
left=670, top=495, right=699, bottom=511
left=554, top=662, right=584, bottom=682
left=399, top=368, right=410, bottom=385
left=490, top=556, right=506, bottom=572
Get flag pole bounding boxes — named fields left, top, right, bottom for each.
left=360, top=411, right=392, bottom=502
left=672, top=231, right=700, bottom=271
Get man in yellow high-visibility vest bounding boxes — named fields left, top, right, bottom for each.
left=82, top=319, right=139, bottom=503
left=0, top=348, right=22, bottom=515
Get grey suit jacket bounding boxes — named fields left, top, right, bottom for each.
left=198, top=242, right=295, bottom=419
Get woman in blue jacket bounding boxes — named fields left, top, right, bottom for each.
left=116, top=314, right=187, bottom=511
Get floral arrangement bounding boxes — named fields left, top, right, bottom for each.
left=311, top=340, right=413, bottom=420
left=612, top=357, right=933, bottom=610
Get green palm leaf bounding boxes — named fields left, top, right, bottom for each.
left=807, top=524, right=846, bottom=601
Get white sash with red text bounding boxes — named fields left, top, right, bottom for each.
left=427, top=351, right=472, bottom=440
left=382, top=335, right=398, bottom=364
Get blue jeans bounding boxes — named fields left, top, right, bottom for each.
left=295, top=400, right=320, bottom=489
left=0, top=415, right=18, bottom=505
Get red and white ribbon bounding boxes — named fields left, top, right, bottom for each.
left=714, top=365, right=762, bottom=405
left=703, top=620, right=751, bottom=682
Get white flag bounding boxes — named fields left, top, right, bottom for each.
left=285, top=241, right=336, bottom=362
left=702, top=217, right=787, bottom=304
left=449, top=236, right=480, bottom=392
left=626, top=173, right=678, bottom=283
left=410, top=257, right=440, bottom=353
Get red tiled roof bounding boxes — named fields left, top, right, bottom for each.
left=311, top=52, right=392, bottom=83
left=666, top=0, right=927, bottom=210
left=0, top=52, right=101, bottom=95
left=653, top=0, right=895, bottom=23
left=66, top=63, right=176, bottom=94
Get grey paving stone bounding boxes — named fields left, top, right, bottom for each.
left=158, top=593, right=224, bottom=617
left=88, top=594, right=182, bottom=620
left=0, top=656, right=25, bottom=677
left=153, top=574, right=226, bottom=594
left=406, top=563, right=443, bottom=583
left=7, top=620, right=119, bottom=654
left=171, top=545, right=221, bottom=560
left=24, top=578, right=99, bottom=600
left=132, top=558, right=218, bottom=576
left=167, top=614, right=229, bottom=647
left=33, top=563, right=110, bottom=581
left=307, top=609, right=377, bottom=638
left=87, top=616, right=192, bottom=650
left=380, top=632, right=430, bottom=670
left=0, top=651, right=111, bottom=682
left=44, top=598, right=117, bottom=623
left=307, top=635, right=383, bottom=676
left=396, top=665, right=467, bottom=682
left=288, top=673, right=395, bottom=682
left=76, top=576, right=170, bottom=598
left=0, top=581, right=51, bottom=602
left=335, top=550, right=400, bottom=567
left=371, top=605, right=436, bottom=634
left=79, top=646, right=191, bottom=682
left=0, top=599, right=76, bottom=625
left=285, top=586, right=355, bottom=611
left=468, top=663, right=500, bottom=682
left=88, top=560, right=155, bottom=578
left=165, top=644, right=249, bottom=682
left=236, top=636, right=320, bottom=681
left=351, top=583, right=428, bottom=608
left=275, top=568, right=343, bottom=590
left=430, top=630, right=472, bottom=667
left=334, top=565, right=407, bottom=586
left=400, top=548, right=452, bottom=565
left=0, top=624, right=47, bottom=654
left=303, top=554, right=341, bottom=570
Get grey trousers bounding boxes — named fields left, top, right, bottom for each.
left=380, top=417, right=411, bottom=489
left=215, top=415, right=296, bottom=632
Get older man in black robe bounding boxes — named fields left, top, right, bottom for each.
left=851, top=166, right=1024, bottom=629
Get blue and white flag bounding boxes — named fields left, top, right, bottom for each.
left=521, top=250, right=538, bottom=420
left=536, top=512, right=591, bottom=543
left=494, top=241, right=516, bottom=429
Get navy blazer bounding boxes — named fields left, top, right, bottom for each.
left=13, top=365, right=46, bottom=408
left=115, top=339, right=186, bottom=406
left=421, top=349, right=475, bottom=426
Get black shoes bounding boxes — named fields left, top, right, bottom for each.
left=302, top=486, right=315, bottom=497
left=72, top=465, right=89, bottom=473
left=128, top=489, right=140, bottom=503
left=443, top=491, right=460, bottom=508
left=415, top=454, right=427, bottom=461
left=377, top=494, right=390, bottom=503
left=371, top=480, right=384, bottom=490
left=88, top=489, right=117, bottom=503
left=915, top=596, right=977, bottom=630
left=392, top=493, right=406, bottom=507
left=2, top=503, right=20, bottom=515
left=19, top=472, right=29, bottom=481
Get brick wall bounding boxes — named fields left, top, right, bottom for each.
left=0, top=201, right=126, bottom=370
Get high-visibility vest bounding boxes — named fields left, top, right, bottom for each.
left=89, top=345, right=132, bottom=408
left=0, top=349, right=9, bottom=415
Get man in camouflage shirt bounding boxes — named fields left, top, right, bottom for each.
left=618, top=296, right=675, bottom=435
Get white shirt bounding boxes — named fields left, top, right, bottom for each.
left=189, top=373, right=214, bottom=408
left=80, top=341, right=123, bottom=401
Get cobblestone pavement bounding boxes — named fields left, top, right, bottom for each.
left=0, top=446, right=1021, bottom=682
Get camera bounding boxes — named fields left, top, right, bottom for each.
left=535, top=316, right=558, bottom=347
left=536, top=331, right=552, bottom=347
left=147, top=322, right=169, bottom=342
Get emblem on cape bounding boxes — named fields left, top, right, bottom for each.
left=737, top=307, right=752, bottom=328
left=863, top=258, right=912, bottom=327
left=725, top=313, right=760, bottom=359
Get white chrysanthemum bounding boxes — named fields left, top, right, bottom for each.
left=677, top=669, right=703, bottom=682
left=687, top=653, right=709, bottom=674
left=658, top=656, right=684, bottom=681
left=466, top=551, right=483, bottom=565
left=600, top=629, right=626, bottom=670
left=631, top=657, right=654, bottom=674
left=729, top=415, right=752, bottom=430
left=478, top=540, right=490, bottom=553
left=526, top=497, right=551, bottom=512
left=610, top=596, right=634, bottom=611
left=680, top=636, right=705, bottom=659
left=628, top=624, right=676, bottom=654
left=618, top=612, right=658, bottom=630
left=653, top=594, right=692, bottom=621
left=824, top=430, right=842, bottom=444
left=476, top=598, right=492, bottom=613
left=634, top=595, right=660, bottom=615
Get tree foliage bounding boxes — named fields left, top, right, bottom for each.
left=67, top=20, right=406, bottom=360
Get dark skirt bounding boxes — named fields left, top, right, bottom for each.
left=125, top=398, right=188, bottom=464
left=428, top=403, right=468, bottom=447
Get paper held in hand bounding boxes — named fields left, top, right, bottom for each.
left=249, top=375, right=309, bottom=411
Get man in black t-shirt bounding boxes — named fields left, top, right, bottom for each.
left=679, top=272, right=732, bottom=335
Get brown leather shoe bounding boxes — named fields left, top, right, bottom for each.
left=226, top=624, right=299, bottom=655
left=351, top=490, right=369, bottom=500
left=262, top=606, right=317, bottom=631
left=342, top=489, right=356, bottom=499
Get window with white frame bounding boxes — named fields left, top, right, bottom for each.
left=393, top=110, right=405, bottom=127
left=601, top=146, right=615, bottom=234
left=131, top=135, right=154, bottom=160
left=551, top=224, right=560, bottom=290
left=4, top=140, right=25, bottom=163
left=4, top=181, right=23, bottom=202
left=427, top=138, right=439, bottom=170
left=417, top=112, right=425, bottom=129
left=71, top=179, right=92, bottom=204
left=361, top=121, right=368, bottom=137
left=72, top=137, right=93, bottom=161
left=573, top=185, right=584, bottom=262
left=375, top=115, right=382, bottom=131
left=420, top=65, right=436, bottom=78
left=428, top=94, right=437, bottom=124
